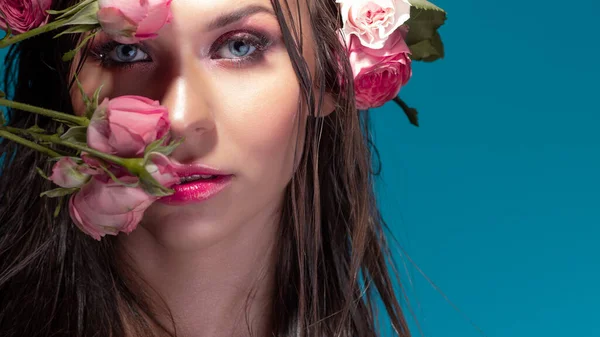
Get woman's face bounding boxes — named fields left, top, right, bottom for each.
left=73, top=0, right=332, bottom=250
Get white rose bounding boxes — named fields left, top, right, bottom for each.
left=337, top=0, right=411, bottom=49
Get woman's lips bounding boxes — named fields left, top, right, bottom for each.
left=158, top=175, right=232, bottom=205
left=157, top=162, right=233, bottom=205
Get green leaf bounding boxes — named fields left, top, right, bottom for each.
left=408, top=0, right=445, bottom=11
left=87, top=85, right=104, bottom=118
left=36, top=167, right=50, bottom=180
left=46, top=0, right=96, bottom=19
left=74, top=74, right=99, bottom=119
left=46, top=9, right=67, bottom=15
left=406, top=8, right=446, bottom=45
left=62, top=0, right=100, bottom=26
left=157, top=137, right=184, bottom=157
left=0, top=90, right=5, bottom=98
left=56, top=124, right=65, bottom=136
left=139, top=169, right=174, bottom=197
left=405, top=3, right=447, bottom=62
left=143, top=134, right=184, bottom=159
left=99, top=165, right=140, bottom=188
left=60, top=125, right=88, bottom=144
left=139, top=176, right=174, bottom=197
left=54, top=196, right=65, bottom=217
left=144, top=137, right=167, bottom=158
left=54, top=24, right=98, bottom=38
left=62, top=30, right=99, bottom=61
left=92, top=85, right=103, bottom=107
left=62, top=50, right=77, bottom=62
left=76, top=74, right=90, bottom=105
left=54, top=119, right=83, bottom=128
left=41, top=187, right=79, bottom=198
left=409, top=31, right=444, bottom=62
left=143, top=137, right=184, bottom=166
left=120, top=157, right=173, bottom=197
left=27, top=124, right=46, bottom=134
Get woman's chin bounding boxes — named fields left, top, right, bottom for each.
left=121, top=208, right=234, bottom=253
left=125, top=184, right=285, bottom=253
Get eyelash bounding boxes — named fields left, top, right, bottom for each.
left=90, top=30, right=273, bottom=69
left=209, top=30, right=273, bottom=66
left=90, top=41, right=151, bottom=69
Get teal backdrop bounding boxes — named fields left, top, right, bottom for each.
left=1, top=1, right=599, bottom=336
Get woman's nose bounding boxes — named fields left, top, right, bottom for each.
left=162, top=74, right=215, bottom=140
left=161, top=68, right=217, bottom=162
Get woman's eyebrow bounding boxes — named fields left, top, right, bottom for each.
left=206, top=4, right=276, bottom=31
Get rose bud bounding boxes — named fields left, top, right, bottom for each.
left=97, top=0, right=173, bottom=44
left=87, top=96, right=170, bottom=158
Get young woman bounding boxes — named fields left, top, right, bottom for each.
left=0, top=0, right=442, bottom=336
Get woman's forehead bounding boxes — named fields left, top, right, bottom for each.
left=163, top=0, right=309, bottom=52
left=171, top=0, right=273, bottom=17
left=171, top=0, right=307, bottom=30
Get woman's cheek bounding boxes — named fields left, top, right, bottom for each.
left=70, top=64, right=114, bottom=116
left=234, top=69, right=299, bottom=143
left=216, top=62, right=303, bottom=175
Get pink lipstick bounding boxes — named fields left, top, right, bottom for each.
left=158, top=164, right=233, bottom=205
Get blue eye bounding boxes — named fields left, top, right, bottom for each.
left=106, top=44, right=150, bottom=63
left=211, top=31, right=272, bottom=64
left=221, top=40, right=257, bottom=58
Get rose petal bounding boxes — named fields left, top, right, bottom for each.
left=69, top=176, right=156, bottom=240
left=96, top=7, right=139, bottom=43
left=135, top=0, right=172, bottom=39
left=0, top=0, right=52, bottom=34
left=87, top=95, right=170, bottom=158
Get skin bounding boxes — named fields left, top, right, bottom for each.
left=71, top=0, right=334, bottom=336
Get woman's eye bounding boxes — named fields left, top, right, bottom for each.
left=216, top=39, right=257, bottom=59
left=106, top=44, right=150, bottom=63
left=210, top=32, right=272, bottom=64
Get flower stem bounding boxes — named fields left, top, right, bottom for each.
left=0, top=20, right=66, bottom=48
left=1, top=126, right=153, bottom=191
left=122, top=158, right=145, bottom=175
left=0, top=98, right=89, bottom=127
left=1, top=125, right=125, bottom=167
left=393, top=96, right=419, bottom=127
left=1, top=126, right=70, bottom=155
left=0, top=129, right=61, bottom=158
left=48, top=135, right=124, bottom=166
left=62, top=30, right=99, bottom=61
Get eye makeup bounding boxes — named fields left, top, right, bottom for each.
left=88, top=40, right=153, bottom=70
left=209, top=29, right=275, bottom=67
left=86, top=27, right=277, bottom=71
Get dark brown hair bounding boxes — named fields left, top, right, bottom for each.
left=0, top=0, right=411, bottom=336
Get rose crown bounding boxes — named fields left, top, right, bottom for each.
left=337, top=0, right=447, bottom=125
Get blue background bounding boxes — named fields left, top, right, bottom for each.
left=371, top=0, right=600, bottom=336
left=1, top=1, right=599, bottom=336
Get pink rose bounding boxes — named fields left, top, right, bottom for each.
left=337, top=0, right=411, bottom=49
left=87, top=96, right=170, bottom=158
left=346, top=27, right=412, bottom=109
left=80, top=153, right=111, bottom=176
left=145, top=153, right=179, bottom=188
left=49, top=157, right=92, bottom=189
left=97, top=0, right=173, bottom=44
left=0, top=0, right=53, bottom=34
left=69, top=175, right=154, bottom=241
left=68, top=153, right=181, bottom=240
